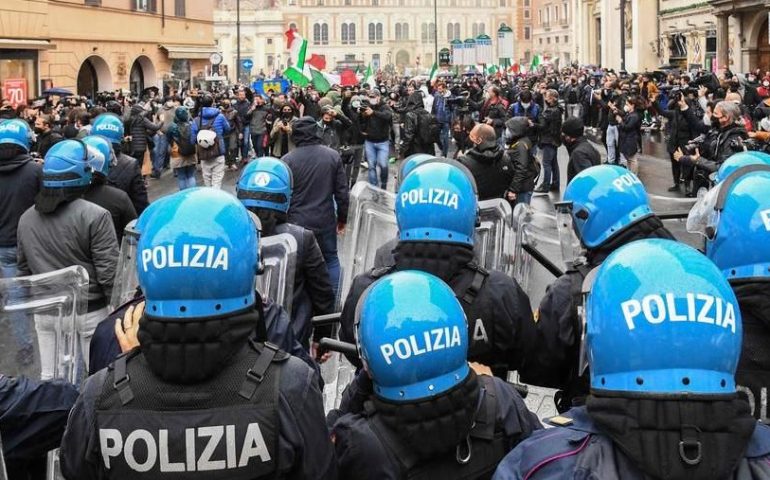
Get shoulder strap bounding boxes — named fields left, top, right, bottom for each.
left=456, top=263, right=489, bottom=306
left=238, top=341, right=287, bottom=400
left=111, top=350, right=142, bottom=406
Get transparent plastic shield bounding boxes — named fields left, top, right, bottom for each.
left=338, top=182, right=398, bottom=309
left=554, top=202, right=583, bottom=267
left=110, top=220, right=139, bottom=310
left=512, top=204, right=565, bottom=307
left=475, top=199, right=515, bottom=276
left=256, top=233, right=297, bottom=316
left=648, top=192, right=702, bottom=249
left=0, top=266, right=89, bottom=384
left=321, top=352, right=357, bottom=414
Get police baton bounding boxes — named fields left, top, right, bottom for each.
left=522, top=243, right=564, bottom=278
left=311, top=312, right=342, bottom=327
left=318, top=338, right=358, bottom=358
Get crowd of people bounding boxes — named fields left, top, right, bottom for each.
left=0, top=60, right=769, bottom=480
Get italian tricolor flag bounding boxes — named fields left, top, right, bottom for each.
left=284, top=30, right=310, bottom=86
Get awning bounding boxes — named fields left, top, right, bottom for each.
left=0, top=39, right=55, bottom=50
left=160, top=44, right=217, bottom=60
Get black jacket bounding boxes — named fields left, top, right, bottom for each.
left=537, top=103, right=563, bottom=146
left=479, top=99, right=508, bottom=138
left=107, top=152, right=149, bottom=215
left=660, top=100, right=695, bottom=154
left=319, top=116, right=351, bottom=151
left=341, top=98, right=364, bottom=146
left=0, top=153, right=41, bottom=247
left=284, top=117, right=350, bottom=232
left=683, top=108, right=748, bottom=173
left=124, top=105, right=161, bottom=155
left=566, top=137, right=601, bottom=183
left=459, top=140, right=514, bottom=201
left=505, top=117, right=540, bottom=193
left=359, top=102, right=393, bottom=143
left=32, top=130, right=62, bottom=158
left=402, top=93, right=435, bottom=157
left=734, top=281, right=770, bottom=421
left=83, top=181, right=137, bottom=245
left=617, top=109, right=642, bottom=157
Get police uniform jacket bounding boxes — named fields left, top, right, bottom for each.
left=107, top=152, right=149, bottom=215
left=492, top=406, right=770, bottom=480
left=83, top=181, right=137, bottom=245
left=734, top=281, right=770, bottom=422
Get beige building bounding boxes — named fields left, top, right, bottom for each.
left=513, top=0, right=534, bottom=64
left=0, top=0, right=216, bottom=102
left=215, top=0, right=522, bottom=79
left=710, top=0, right=770, bottom=73
left=531, top=0, right=575, bottom=66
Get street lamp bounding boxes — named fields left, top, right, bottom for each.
left=236, top=0, right=242, bottom=82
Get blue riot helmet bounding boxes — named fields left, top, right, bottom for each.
left=355, top=270, right=469, bottom=401
left=583, top=239, right=741, bottom=394
left=91, top=113, right=124, bottom=146
left=136, top=188, right=260, bottom=318
left=82, top=135, right=114, bottom=177
left=395, top=153, right=437, bottom=190
left=687, top=165, right=770, bottom=281
left=395, top=161, right=478, bottom=246
left=42, top=139, right=93, bottom=188
left=563, top=165, right=652, bottom=248
left=0, top=119, right=33, bottom=152
left=236, top=156, right=293, bottom=213
left=714, top=151, right=770, bottom=184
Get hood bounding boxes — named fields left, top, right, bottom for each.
left=393, top=241, right=475, bottom=283
left=130, top=104, right=146, bottom=117
left=137, top=305, right=260, bottom=384
left=505, top=117, right=530, bottom=140
left=586, top=393, right=756, bottom=480
left=372, top=370, right=481, bottom=459
left=34, top=186, right=88, bottom=214
left=201, top=106, right=222, bottom=119
left=405, top=92, right=424, bottom=111
left=466, top=140, right=505, bottom=164
left=0, top=151, right=32, bottom=173
left=565, top=135, right=590, bottom=153
left=174, top=106, right=190, bottom=123
left=291, top=116, right=322, bottom=146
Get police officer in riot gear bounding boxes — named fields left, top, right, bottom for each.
left=92, top=113, right=149, bottom=215
left=688, top=154, right=770, bottom=422
left=494, top=239, right=770, bottom=479
left=340, top=161, right=535, bottom=378
left=333, top=270, right=542, bottom=479
left=60, top=188, right=336, bottom=479
left=521, top=165, right=675, bottom=412
left=237, top=157, right=335, bottom=354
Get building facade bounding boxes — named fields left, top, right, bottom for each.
left=0, top=0, right=216, bottom=102
left=531, top=0, right=575, bottom=66
left=710, top=0, right=770, bottom=73
left=215, top=0, right=522, bottom=79
left=513, top=0, right=534, bottom=64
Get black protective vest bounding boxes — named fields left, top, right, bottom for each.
left=364, top=375, right=508, bottom=480
left=94, top=341, right=287, bottom=479
left=736, top=312, right=770, bottom=423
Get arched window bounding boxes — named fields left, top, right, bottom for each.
left=342, top=23, right=349, bottom=44
left=369, top=22, right=376, bottom=44
left=396, top=23, right=403, bottom=40
left=429, top=22, right=435, bottom=41
left=421, top=22, right=428, bottom=42
left=376, top=23, right=383, bottom=43
left=402, top=23, right=409, bottom=40
left=446, top=23, right=453, bottom=40
left=313, top=23, right=321, bottom=44
left=349, top=23, right=356, bottom=44
left=321, top=24, right=329, bottom=44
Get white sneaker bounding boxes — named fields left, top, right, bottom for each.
left=360, top=161, right=369, bottom=168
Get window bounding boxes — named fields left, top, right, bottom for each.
left=372, top=0, right=378, bottom=6
left=133, top=0, right=157, bottom=12
left=499, top=0, right=504, bottom=7
left=369, top=23, right=382, bottom=44
left=564, top=35, right=568, bottom=43
left=317, top=0, right=323, bottom=6
left=84, top=0, right=101, bottom=5
left=539, top=38, right=542, bottom=45
left=342, top=23, right=349, bottom=44
left=313, top=23, right=329, bottom=45
left=555, top=36, right=559, bottom=43
left=563, top=2, right=568, bottom=20
left=376, top=23, right=383, bottom=43
left=471, top=22, right=484, bottom=37
left=546, top=37, right=550, bottom=44
left=524, top=26, right=530, bottom=40
left=554, top=5, right=558, bottom=20
left=523, top=0, right=528, bottom=5
left=538, top=10, right=542, bottom=24
left=446, top=23, right=453, bottom=40
left=349, top=23, right=356, bottom=44
left=345, top=0, right=351, bottom=5
left=397, top=23, right=403, bottom=40
left=267, top=38, right=273, bottom=45
left=397, top=22, right=410, bottom=40
left=421, top=22, right=428, bottom=41
left=524, top=9, right=529, bottom=19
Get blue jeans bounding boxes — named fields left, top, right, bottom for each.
left=314, top=228, right=340, bottom=297
left=241, top=125, right=251, bottom=160
left=439, top=122, right=450, bottom=157
left=152, top=133, right=168, bottom=175
left=515, top=191, right=533, bottom=206
left=540, top=144, right=559, bottom=188
left=175, top=165, right=197, bottom=190
left=606, top=125, right=619, bottom=164
left=251, top=132, right=266, bottom=158
left=365, top=140, right=390, bottom=189
left=0, top=246, right=33, bottom=351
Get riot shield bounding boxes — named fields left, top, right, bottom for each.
left=648, top=193, right=701, bottom=249
left=509, top=372, right=559, bottom=422
left=512, top=204, right=567, bottom=308
left=256, top=233, right=297, bottom=316
left=475, top=199, right=515, bottom=276
left=337, top=182, right=398, bottom=308
left=321, top=352, right=357, bottom=414
left=0, top=266, right=89, bottom=383
left=110, top=220, right=139, bottom=311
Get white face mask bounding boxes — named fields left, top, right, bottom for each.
left=520, top=102, right=531, bottom=109
left=624, top=105, right=632, bottom=113
left=703, top=114, right=711, bottom=127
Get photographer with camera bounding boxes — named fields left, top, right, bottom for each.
left=319, top=104, right=352, bottom=152
left=659, top=87, right=700, bottom=194
left=674, top=98, right=748, bottom=192
left=359, top=90, right=393, bottom=190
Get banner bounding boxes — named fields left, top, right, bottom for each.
left=252, top=78, right=291, bottom=96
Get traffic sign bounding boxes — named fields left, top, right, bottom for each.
left=242, top=58, right=254, bottom=70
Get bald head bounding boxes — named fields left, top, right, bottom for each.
left=470, top=124, right=497, bottom=145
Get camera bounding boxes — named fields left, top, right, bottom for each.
left=683, top=134, right=707, bottom=155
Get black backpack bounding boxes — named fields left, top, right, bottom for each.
left=177, top=122, right=196, bottom=156
left=417, top=110, right=441, bottom=145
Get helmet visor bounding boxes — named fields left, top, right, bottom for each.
left=686, top=184, right=721, bottom=239
left=555, top=201, right=583, bottom=266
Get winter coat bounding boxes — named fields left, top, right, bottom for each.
left=107, top=153, right=149, bottom=215
left=270, top=116, right=297, bottom=158
left=0, top=153, right=41, bottom=247
left=505, top=118, right=540, bottom=193
left=124, top=105, right=161, bottom=155
left=617, top=109, right=642, bottom=158
left=459, top=141, right=515, bottom=201
left=566, top=137, right=601, bottom=183
left=537, top=103, right=563, bottom=147
left=359, top=103, right=393, bottom=143
left=190, top=106, right=231, bottom=157
left=165, top=107, right=197, bottom=169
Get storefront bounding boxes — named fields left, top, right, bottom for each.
left=0, top=39, right=52, bottom=106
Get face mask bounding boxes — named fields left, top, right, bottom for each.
left=34, top=127, right=45, bottom=134
left=281, top=111, right=292, bottom=118
left=764, top=82, right=769, bottom=87
left=703, top=115, right=711, bottom=127
left=624, top=105, right=632, bottom=113
left=520, top=102, right=531, bottom=109
left=369, top=97, right=379, bottom=105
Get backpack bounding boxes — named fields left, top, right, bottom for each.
left=177, top=122, right=196, bottom=156
left=196, top=116, right=222, bottom=161
left=567, top=87, right=578, bottom=104
left=417, top=110, right=441, bottom=145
